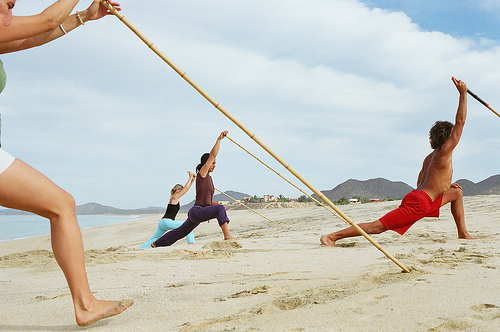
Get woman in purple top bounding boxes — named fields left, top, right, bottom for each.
left=152, top=131, right=232, bottom=247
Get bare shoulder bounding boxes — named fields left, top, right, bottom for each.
left=169, top=195, right=180, bottom=205
left=431, top=148, right=452, bottom=166
left=423, top=152, right=434, bottom=165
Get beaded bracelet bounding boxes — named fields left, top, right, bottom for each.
left=76, top=11, right=85, bottom=25
left=59, top=24, right=67, bottom=35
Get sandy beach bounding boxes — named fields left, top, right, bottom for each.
left=0, top=195, right=499, bottom=332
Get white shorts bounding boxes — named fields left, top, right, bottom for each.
left=0, top=148, right=15, bottom=175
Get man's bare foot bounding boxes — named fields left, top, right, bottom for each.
left=458, top=233, right=474, bottom=240
left=76, top=299, right=134, bottom=327
left=224, top=236, right=234, bottom=240
left=320, top=235, right=336, bottom=247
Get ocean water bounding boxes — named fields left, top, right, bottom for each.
left=0, top=215, right=143, bottom=242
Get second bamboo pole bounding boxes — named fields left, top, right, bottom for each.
left=215, top=187, right=274, bottom=223
left=226, top=135, right=341, bottom=219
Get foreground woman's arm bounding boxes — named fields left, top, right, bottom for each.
left=0, top=0, right=81, bottom=42
left=0, top=1, right=121, bottom=54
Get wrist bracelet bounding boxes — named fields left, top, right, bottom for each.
left=59, top=24, right=67, bottom=35
left=76, top=11, right=85, bottom=25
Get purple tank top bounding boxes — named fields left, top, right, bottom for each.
left=195, top=173, right=214, bottom=207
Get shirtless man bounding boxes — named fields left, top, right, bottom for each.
left=320, top=77, right=473, bottom=247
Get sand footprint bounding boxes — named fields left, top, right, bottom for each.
left=239, top=232, right=265, bottom=239
left=33, top=293, right=70, bottom=302
left=202, top=241, right=242, bottom=250
left=336, top=242, right=357, bottom=248
left=471, top=304, right=499, bottom=312
left=427, top=319, right=474, bottom=331
left=229, top=285, right=269, bottom=298
left=428, top=305, right=500, bottom=331
left=217, top=285, right=270, bottom=302
left=0, top=250, right=54, bottom=268
left=177, top=249, right=234, bottom=260
left=417, top=248, right=491, bottom=268
left=273, top=286, right=354, bottom=311
left=470, top=304, right=500, bottom=321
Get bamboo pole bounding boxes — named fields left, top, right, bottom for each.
left=467, top=89, right=499, bottom=117
left=214, top=187, right=275, bottom=223
left=101, top=1, right=410, bottom=273
left=226, top=135, right=341, bottom=219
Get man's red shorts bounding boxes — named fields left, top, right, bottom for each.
left=379, top=190, right=443, bottom=235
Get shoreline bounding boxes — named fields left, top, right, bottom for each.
left=0, top=214, right=160, bottom=245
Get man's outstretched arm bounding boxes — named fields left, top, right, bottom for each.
left=441, top=77, right=468, bottom=153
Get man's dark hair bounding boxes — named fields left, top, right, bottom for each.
left=429, top=121, right=453, bottom=149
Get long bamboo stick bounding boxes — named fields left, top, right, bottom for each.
left=214, top=187, right=274, bottom=223
left=467, top=89, right=499, bottom=117
left=102, top=1, right=410, bottom=273
left=226, top=135, right=341, bottom=219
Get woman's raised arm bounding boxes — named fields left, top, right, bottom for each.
left=199, top=131, right=228, bottom=178
left=172, top=172, right=197, bottom=200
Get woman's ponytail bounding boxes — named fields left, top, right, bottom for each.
left=196, top=153, right=210, bottom=172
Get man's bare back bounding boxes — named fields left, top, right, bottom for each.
left=418, top=150, right=453, bottom=201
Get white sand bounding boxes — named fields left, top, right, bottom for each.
left=0, top=195, right=499, bottom=331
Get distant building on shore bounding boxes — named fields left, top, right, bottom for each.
left=263, top=195, right=277, bottom=202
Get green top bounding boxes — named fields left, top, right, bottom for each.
left=0, top=60, right=6, bottom=94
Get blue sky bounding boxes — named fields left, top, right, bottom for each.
left=1, top=0, right=499, bottom=209
left=367, top=0, right=500, bottom=39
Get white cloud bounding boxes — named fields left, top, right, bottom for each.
left=479, top=0, right=500, bottom=9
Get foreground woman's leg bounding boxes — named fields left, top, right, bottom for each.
left=0, top=160, right=133, bottom=326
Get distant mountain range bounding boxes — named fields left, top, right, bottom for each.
left=317, top=174, right=500, bottom=201
left=317, top=178, right=414, bottom=201
left=1, top=175, right=497, bottom=216
left=76, top=203, right=164, bottom=215
left=456, top=175, right=500, bottom=196
left=0, top=203, right=165, bottom=216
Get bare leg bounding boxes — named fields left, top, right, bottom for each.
left=320, top=221, right=386, bottom=247
left=441, top=187, right=472, bottom=239
left=0, top=160, right=133, bottom=326
left=220, top=222, right=232, bottom=240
